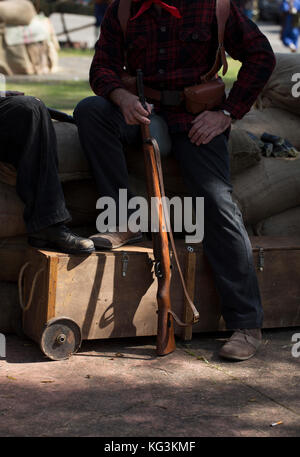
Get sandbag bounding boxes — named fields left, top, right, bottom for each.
left=228, top=129, right=261, bottom=175
left=0, top=181, right=26, bottom=238
left=0, top=281, right=22, bottom=335
left=254, top=206, right=300, bottom=236
left=232, top=156, right=300, bottom=225
left=5, top=41, right=34, bottom=74
left=54, top=122, right=91, bottom=182
left=256, top=53, right=300, bottom=116
left=0, top=0, right=36, bottom=26
left=233, top=107, right=300, bottom=149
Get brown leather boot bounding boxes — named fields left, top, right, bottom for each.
left=90, top=229, right=143, bottom=250
left=219, top=329, right=262, bottom=361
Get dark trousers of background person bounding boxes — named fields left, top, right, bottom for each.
left=0, top=96, right=70, bottom=233
left=281, top=12, right=300, bottom=49
left=74, top=96, right=263, bottom=330
left=94, top=3, right=109, bottom=27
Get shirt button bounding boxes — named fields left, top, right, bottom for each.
left=158, top=69, right=165, bottom=75
left=160, top=26, right=167, bottom=32
left=192, top=32, right=199, bottom=40
left=159, top=48, right=166, bottom=54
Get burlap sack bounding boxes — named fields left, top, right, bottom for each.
left=0, top=180, right=26, bottom=238
left=256, top=53, right=300, bottom=116
left=54, top=122, right=91, bottom=182
left=5, top=42, right=34, bottom=74
left=254, top=206, right=300, bottom=236
left=233, top=107, right=300, bottom=149
left=0, top=0, right=36, bottom=26
left=228, top=129, right=261, bottom=175
left=232, top=156, right=300, bottom=225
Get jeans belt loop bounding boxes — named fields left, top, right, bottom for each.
left=161, top=90, right=183, bottom=107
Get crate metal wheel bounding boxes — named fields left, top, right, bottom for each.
left=40, top=317, right=82, bottom=361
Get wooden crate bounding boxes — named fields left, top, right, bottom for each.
left=20, top=237, right=300, bottom=358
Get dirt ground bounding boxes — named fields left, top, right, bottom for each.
left=0, top=328, right=299, bottom=437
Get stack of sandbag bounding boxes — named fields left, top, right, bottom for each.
left=231, top=53, right=300, bottom=236
left=0, top=0, right=59, bottom=75
left=233, top=53, right=300, bottom=150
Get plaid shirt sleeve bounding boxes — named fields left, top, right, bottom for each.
left=220, top=1, right=276, bottom=119
left=89, top=2, right=126, bottom=98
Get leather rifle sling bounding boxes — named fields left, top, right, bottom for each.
left=149, top=137, right=200, bottom=327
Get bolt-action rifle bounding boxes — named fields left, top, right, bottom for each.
left=136, top=69, right=199, bottom=356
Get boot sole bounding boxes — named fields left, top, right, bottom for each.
left=28, top=237, right=95, bottom=255
left=93, top=235, right=143, bottom=250
left=219, top=352, right=257, bottom=361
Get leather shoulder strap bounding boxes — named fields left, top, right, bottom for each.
left=118, top=0, right=132, bottom=37
left=201, top=0, right=230, bottom=82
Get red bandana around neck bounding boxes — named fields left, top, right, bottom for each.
left=131, top=0, right=182, bottom=21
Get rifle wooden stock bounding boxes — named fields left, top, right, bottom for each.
left=141, top=126, right=176, bottom=356
left=136, top=69, right=199, bottom=356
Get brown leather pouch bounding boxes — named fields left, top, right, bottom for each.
left=184, top=77, right=225, bottom=114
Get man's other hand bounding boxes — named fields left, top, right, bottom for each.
left=189, top=110, right=231, bottom=145
left=110, top=88, right=152, bottom=125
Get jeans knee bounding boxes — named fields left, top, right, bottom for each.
left=74, top=96, right=116, bottom=125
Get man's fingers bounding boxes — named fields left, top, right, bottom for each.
left=125, top=110, right=150, bottom=125
left=202, top=132, right=218, bottom=144
left=196, top=129, right=217, bottom=145
left=146, top=102, right=153, bottom=114
left=135, top=102, right=150, bottom=117
left=189, top=120, right=205, bottom=139
left=189, top=124, right=207, bottom=143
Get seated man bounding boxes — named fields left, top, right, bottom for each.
left=0, top=92, right=94, bottom=254
left=74, top=0, right=276, bottom=361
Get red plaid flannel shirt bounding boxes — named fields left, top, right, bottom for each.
left=90, top=0, right=276, bottom=133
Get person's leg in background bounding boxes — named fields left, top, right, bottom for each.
left=281, top=13, right=298, bottom=51
left=0, top=95, right=94, bottom=254
left=171, top=132, right=263, bottom=360
left=94, top=3, right=109, bottom=40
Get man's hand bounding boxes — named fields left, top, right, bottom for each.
left=110, top=88, right=152, bottom=125
left=188, top=110, right=231, bottom=146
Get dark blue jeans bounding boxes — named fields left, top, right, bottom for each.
left=74, top=96, right=263, bottom=330
left=0, top=96, right=70, bottom=232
